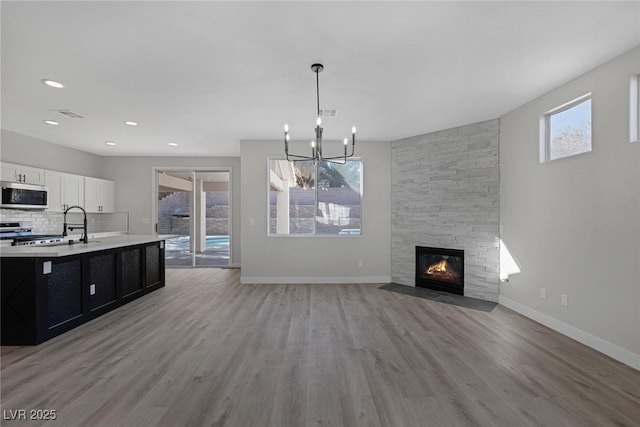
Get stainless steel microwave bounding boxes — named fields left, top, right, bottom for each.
left=0, top=181, right=48, bottom=209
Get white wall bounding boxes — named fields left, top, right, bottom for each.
left=1, top=129, right=104, bottom=177
left=500, top=46, right=640, bottom=369
left=240, top=140, right=391, bottom=283
left=101, top=156, right=241, bottom=265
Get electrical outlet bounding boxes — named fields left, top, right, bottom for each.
left=90, top=284, right=96, bottom=295
left=539, top=287, right=547, bottom=299
left=561, top=294, right=568, bottom=307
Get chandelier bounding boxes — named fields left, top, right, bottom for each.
left=283, top=63, right=356, bottom=163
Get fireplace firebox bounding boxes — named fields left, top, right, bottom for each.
left=415, top=246, right=464, bottom=295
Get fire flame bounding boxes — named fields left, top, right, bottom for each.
left=426, top=260, right=448, bottom=275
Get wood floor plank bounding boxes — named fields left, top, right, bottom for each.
left=1, top=268, right=639, bottom=426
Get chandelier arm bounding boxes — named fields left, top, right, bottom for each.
left=320, top=152, right=355, bottom=162
left=320, top=158, right=348, bottom=165
left=317, top=132, right=356, bottom=161
left=286, top=153, right=317, bottom=162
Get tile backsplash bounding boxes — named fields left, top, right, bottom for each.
left=0, top=209, right=128, bottom=236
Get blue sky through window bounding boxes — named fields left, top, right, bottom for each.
left=548, top=97, right=591, bottom=160
left=549, top=98, right=591, bottom=140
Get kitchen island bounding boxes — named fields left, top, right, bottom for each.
left=1, top=235, right=165, bottom=345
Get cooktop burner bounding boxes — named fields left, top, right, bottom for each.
left=0, top=221, right=65, bottom=246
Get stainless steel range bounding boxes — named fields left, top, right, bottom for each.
left=0, top=221, right=64, bottom=246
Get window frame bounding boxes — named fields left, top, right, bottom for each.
left=540, top=92, right=592, bottom=163
left=266, top=157, right=363, bottom=237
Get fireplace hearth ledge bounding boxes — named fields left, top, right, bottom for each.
left=380, top=283, right=497, bottom=312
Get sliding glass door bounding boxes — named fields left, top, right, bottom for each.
left=156, top=169, right=230, bottom=268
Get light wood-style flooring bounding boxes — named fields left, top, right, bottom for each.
left=2, top=269, right=639, bottom=426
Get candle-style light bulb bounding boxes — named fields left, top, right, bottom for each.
left=311, top=140, right=316, bottom=148
left=343, top=138, right=348, bottom=145
left=284, top=124, right=289, bottom=132
left=316, top=116, right=322, bottom=126
left=352, top=126, right=357, bottom=134
left=286, top=134, right=290, bottom=141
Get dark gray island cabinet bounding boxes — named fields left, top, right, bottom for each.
left=1, top=236, right=165, bottom=345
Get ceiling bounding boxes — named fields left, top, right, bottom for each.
left=2, top=1, right=639, bottom=157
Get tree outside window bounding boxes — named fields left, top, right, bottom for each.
left=543, top=95, right=592, bottom=162
left=269, top=158, right=362, bottom=236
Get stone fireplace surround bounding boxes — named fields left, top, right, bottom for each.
left=391, top=119, right=500, bottom=302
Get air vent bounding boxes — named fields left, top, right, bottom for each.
left=49, top=109, right=84, bottom=119
left=319, top=109, right=337, bottom=117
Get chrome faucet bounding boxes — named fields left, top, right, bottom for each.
left=63, top=205, right=88, bottom=243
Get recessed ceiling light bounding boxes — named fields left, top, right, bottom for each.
left=105, top=141, right=116, bottom=146
left=42, top=79, right=64, bottom=89
left=44, top=120, right=59, bottom=125
left=124, top=121, right=138, bottom=126
left=168, top=142, right=178, bottom=147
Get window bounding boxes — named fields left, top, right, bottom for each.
left=630, top=75, right=639, bottom=143
left=541, top=94, right=592, bottom=162
left=268, top=158, right=362, bottom=235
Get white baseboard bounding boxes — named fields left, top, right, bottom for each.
left=240, top=276, right=391, bottom=285
left=499, top=296, right=640, bottom=371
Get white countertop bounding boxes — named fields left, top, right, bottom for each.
left=0, top=235, right=163, bottom=258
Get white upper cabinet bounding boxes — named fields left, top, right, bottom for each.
left=84, top=177, right=115, bottom=213
left=64, top=173, right=85, bottom=209
left=44, top=170, right=85, bottom=212
left=1, top=162, right=45, bottom=185
left=44, top=170, right=63, bottom=211
left=1, top=162, right=115, bottom=214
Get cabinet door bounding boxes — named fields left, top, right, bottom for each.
left=45, top=171, right=86, bottom=212
left=100, top=179, right=115, bottom=213
left=89, top=253, right=117, bottom=311
left=144, top=242, right=163, bottom=287
left=85, top=177, right=115, bottom=213
left=0, top=162, right=19, bottom=182
left=0, top=162, right=45, bottom=184
left=44, top=170, right=65, bottom=212
left=1, top=258, right=37, bottom=345
left=84, top=177, right=100, bottom=212
left=47, top=258, right=83, bottom=329
left=64, top=173, right=85, bottom=208
left=20, top=165, right=45, bottom=185
left=121, top=248, right=142, bottom=297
